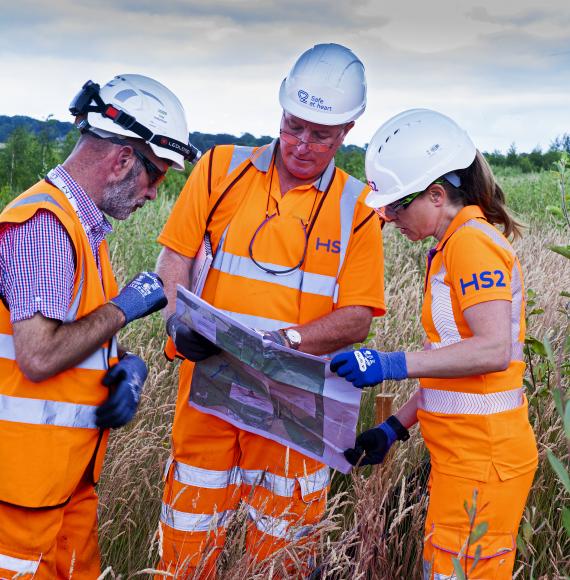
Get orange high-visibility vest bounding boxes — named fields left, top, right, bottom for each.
left=418, top=205, right=537, bottom=482
left=0, top=180, right=119, bottom=508
left=163, top=143, right=385, bottom=361
left=159, top=143, right=385, bottom=463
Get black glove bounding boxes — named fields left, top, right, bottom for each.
left=96, top=354, right=147, bottom=429
left=166, top=314, right=221, bottom=362
left=344, top=415, right=409, bottom=466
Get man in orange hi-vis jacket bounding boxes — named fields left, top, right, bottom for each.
left=155, top=43, right=385, bottom=576
left=0, top=75, right=199, bottom=578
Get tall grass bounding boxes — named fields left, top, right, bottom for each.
left=11, top=170, right=565, bottom=577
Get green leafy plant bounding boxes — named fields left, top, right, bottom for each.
left=450, top=489, right=489, bottom=580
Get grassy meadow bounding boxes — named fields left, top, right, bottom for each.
left=90, top=168, right=570, bottom=578
left=0, top=161, right=567, bottom=578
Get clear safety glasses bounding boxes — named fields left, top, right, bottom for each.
left=279, top=129, right=338, bottom=153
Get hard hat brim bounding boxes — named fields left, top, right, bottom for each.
left=279, top=80, right=364, bottom=126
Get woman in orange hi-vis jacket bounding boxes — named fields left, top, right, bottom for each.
left=330, top=109, right=538, bottom=579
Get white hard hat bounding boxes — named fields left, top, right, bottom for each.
left=69, top=74, right=200, bottom=170
left=279, top=43, right=367, bottom=126
left=365, top=108, right=477, bottom=208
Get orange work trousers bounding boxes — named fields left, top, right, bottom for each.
left=423, top=466, right=536, bottom=579
left=0, top=475, right=100, bottom=579
left=157, top=406, right=329, bottom=578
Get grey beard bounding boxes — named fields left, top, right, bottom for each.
left=100, top=160, right=144, bottom=220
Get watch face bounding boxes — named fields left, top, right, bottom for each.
left=285, top=329, right=302, bottom=348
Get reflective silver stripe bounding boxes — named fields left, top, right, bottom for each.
left=227, top=145, right=254, bottom=174
left=512, top=341, right=524, bottom=360
left=160, top=503, right=233, bottom=532
left=64, top=264, right=85, bottom=323
left=430, top=263, right=461, bottom=348
left=250, top=143, right=273, bottom=172
left=330, top=174, right=366, bottom=304
left=337, top=175, right=365, bottom=279
left=0, top=333, right=114, bottom=372
left=173, top=460, right=241, bottom=489
left=0, top=334, right=15, bottom=359
left=170, top=459, right=329, bottom=497
left=212, top=174, right=364, bottom=300
left=8, top=193, right=63, bottom=210
left=244, top=502, right=313, bottom=540
left=510, top=263, right=524, bottom=360
left=241, top=465, right=329, bottom=498
left=0, top=553, right=40, bottom=575
left=0, top=394, right=98, bottom=428
left=419, top=387, right=524, bottom=415
left=76, top=337, right=117, bottom=370
left=213, top=244, right=337, bottom=296
left=218, top=310, right=293, bottom=331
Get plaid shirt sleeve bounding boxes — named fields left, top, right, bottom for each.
left=0, top=210, right=75, bottom=323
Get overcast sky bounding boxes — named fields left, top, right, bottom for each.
left=1, top=0, right=568, bottom=152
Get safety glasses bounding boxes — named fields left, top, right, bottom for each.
left=133, top=149, right=168, bottom=187
left=279, top=130, right=339, bottom=153
left=378, top=179, right=445, bottom=222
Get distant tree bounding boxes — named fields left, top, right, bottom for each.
left=550, top=133, right=570, bottom=154
left=0, top=126, right=42, bottom=192
left=59, top=128, right=80, bottom=160
left=38, top=116, right=61, bottom=176
left=335, top=149, right=365, bottom=181
left=506, top=142, right=518, bottom=166
left=484, top=150, right=506, bottom=168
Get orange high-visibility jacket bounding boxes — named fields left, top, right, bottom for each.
left=418, top=205, right=537, bottom=482
left=0, top=180, right=119, bottom=508
left=159, top=143, right=386, bottom=457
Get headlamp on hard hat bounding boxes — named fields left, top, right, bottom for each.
left=69, top=79, right=201, bottom=164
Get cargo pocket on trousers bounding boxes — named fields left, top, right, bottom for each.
left=426, top=523, right=514, bottom=579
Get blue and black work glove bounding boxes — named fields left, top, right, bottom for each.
left=166, top=314, right=221, bottom=362
left=330, top=349, right=408, bottom=388
left=111, top=272, right=168, bottom=326
left=96, top=353, right=147, bottom=429
left=344, top=415, right=410, bottom=466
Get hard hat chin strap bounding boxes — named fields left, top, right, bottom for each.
left=70, top=80, right=200, bottom=164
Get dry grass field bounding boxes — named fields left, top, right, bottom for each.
left=85, top=170, right=568, bottom=578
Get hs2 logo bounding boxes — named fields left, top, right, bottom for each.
left=460, top=270, right=506, bottom=295
left=316, top=237, right=340, bottom=253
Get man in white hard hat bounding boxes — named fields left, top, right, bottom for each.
left=0, top=74, right=198, bottom=577
left=156, top=44, right=386, bottom=575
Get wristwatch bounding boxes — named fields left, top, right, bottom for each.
left=281, top=328, right=302, bottom=350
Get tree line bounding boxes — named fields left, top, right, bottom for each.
left=0, top=116, right=568, bottom=205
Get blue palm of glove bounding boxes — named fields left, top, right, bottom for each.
left=111, top=271, right=167, bottom=326
left=96, top=354, right=148, bottom=429
left=330, top=349, right=408, bottom=388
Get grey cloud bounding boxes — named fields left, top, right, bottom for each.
left=112, top=0, right=389, bottom=29
left=467, top=5, right=570, bottom=27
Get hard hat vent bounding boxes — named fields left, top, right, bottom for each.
left=364, top=108, right=477, bottom=208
